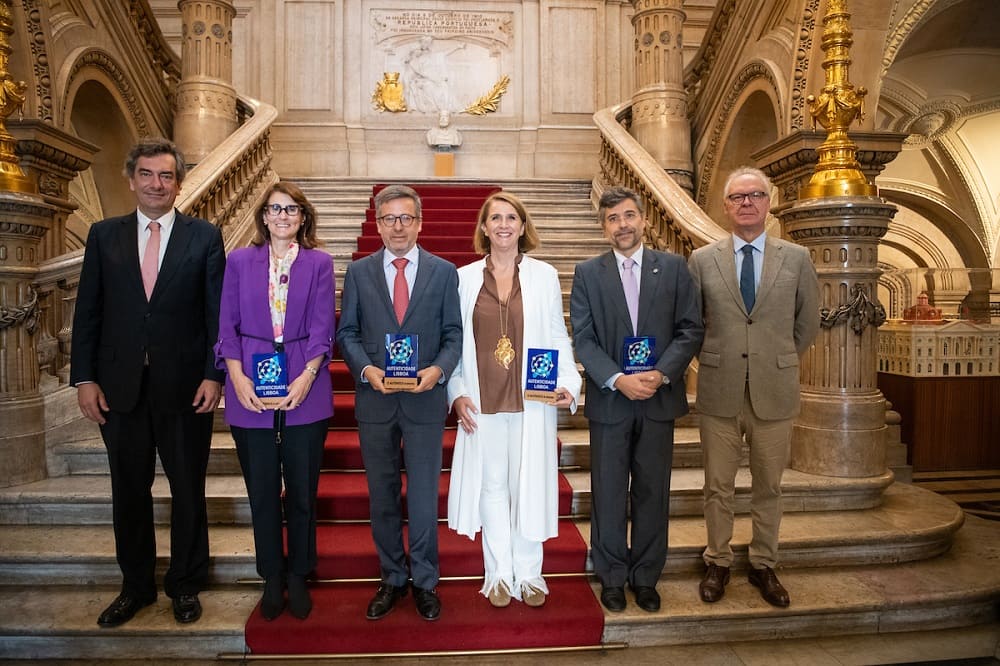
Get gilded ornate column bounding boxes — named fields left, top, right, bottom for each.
left=770, top=0, right=898, bottom=477
left=173, top=0, right=237, bottom=164
left=0, top=0, right=56, bottom=487
left=630, top=0, right=693, bottom=194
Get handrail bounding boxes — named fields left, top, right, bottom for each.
left=593, top=101, right=726, bottom=257
left=178, top=96, right=280, bottom=252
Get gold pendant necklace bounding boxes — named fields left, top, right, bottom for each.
left=494, top=294, right=515, bottom=370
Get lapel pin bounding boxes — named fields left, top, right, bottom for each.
left=652, top=268, right=659, bottom=274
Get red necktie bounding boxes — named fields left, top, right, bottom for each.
left=392, top=257, right=409, bottom=324
left=141, top=221, right=161, bottom=300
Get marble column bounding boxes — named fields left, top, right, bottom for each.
left=630, top=0, right=693, bottom=195
left=0, top=192, right=56, bottom=487
left=173, top=0, right=237, bottom=164
left=776, top=195, right=897, bottom=477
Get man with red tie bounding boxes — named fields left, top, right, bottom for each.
left=71, top=138, right=225, bottom=628
left=337, top=185, right=462, bottom=621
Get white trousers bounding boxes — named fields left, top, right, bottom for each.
left=478, top=412, right=546, bottom=600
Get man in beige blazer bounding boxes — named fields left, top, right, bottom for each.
left=687, top=167, right=819, bottom=608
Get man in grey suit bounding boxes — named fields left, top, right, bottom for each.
left=570, top=187, right=703, bottom=613
left=688, top=166, right=820, bottom=608
left=337, top=185, right=462, bottom=621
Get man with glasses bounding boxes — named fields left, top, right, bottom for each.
left=688, top=166, right=819, bottom=608
left=337, top=184, right=462, bottom=621
left=71, top=138, right=225, bottom=628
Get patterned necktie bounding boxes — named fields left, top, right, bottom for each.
left=622, top=257, right=639, bottom=335
left=740, top=245, right=756, bottom=313
left=392, top=257, right=409, bottom=324
left=141, top=221, right=161, bottom=300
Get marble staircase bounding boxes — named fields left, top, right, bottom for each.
left=1, top=179, right=999, bottom=660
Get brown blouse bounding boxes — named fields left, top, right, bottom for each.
left=474, top=256, right=524, bottom=414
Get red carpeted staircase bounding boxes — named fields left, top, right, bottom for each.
left=243, top=184, right=604, bottom=655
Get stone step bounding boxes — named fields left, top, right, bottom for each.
left=50, top=426, right=705, bottom=479
left=0, top=463, right=894, bottom=527
left=0, top=503, right=991, bottom=660
left=0, top=484, right=961, bottom=586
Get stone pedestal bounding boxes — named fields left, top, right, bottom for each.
left=0, top=192, right=56, bottom=487
left=630, top=0, right=693, bottom=195
left=173, top=0, right=237, bottom=164
left=777, top=195, right=897, bottom=477
left=433, top=152, right=455, bottom=177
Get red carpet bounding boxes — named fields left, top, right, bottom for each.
left=245, top=578, right=603, bottom=654
left=243, top=184, right=604, bottom=655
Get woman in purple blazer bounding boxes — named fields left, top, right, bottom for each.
left=215, top=182, right=335, bottom=620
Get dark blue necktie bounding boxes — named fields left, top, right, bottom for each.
left=740, top=245, right=756, bottom=312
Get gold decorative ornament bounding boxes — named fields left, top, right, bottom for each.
left=372, top=72, right=407, bottom=113
left=465, top=75, right=510, bottom=116
left=494, top=297, right=515, bottom=370
left=0, top=0, right=35, bottom=193
left=801, top=0, right=876, bottom=199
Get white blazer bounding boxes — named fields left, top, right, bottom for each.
left=447, top=255, right=582, bottom=541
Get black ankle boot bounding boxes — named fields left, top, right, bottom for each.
left=288, top=574, right=312, bottom=619
left=261, top=576, right=285, bottom=620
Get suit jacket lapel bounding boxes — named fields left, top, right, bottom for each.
left=711, top=237, right=746, bottom=313
left=755, top=237, right=786, bottom=308
left=152, top=211, right=191, bottom=302
left=402, top=247, right=434, bottom=327
left=598, top=251, right=633, bottom=334
left=119, top=213, right=145, bottom=301
left=250, top=244, right=271, bottom=336
left=369, top=248, right=396, bottom=324
left=284, top=249, right=310, bottom=336
left=636, top=250, right=660, bottom=334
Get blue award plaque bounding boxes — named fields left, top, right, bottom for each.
left=252, top=351, right=289, bottom=407
left=524, top=348, right=558, bottom=403
left=384, top=333, right=419, bottom=389
left=622, top=336, right=656, bottom=374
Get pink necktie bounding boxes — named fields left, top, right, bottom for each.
left=392, top=257, right=409, bottom=324
left=622, top=257, right=639, bottom=335
left=141, top=221, right=161, bottom=300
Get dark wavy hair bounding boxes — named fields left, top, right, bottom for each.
left=123, top=137, right=187, bottom=185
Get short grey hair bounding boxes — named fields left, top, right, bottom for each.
left=722, top=166, right=771, bottom=199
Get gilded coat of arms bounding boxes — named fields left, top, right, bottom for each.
left=372, top=72, right=407, bottom=112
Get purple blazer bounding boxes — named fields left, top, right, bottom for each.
left=214, top=243, right=335, bottom=428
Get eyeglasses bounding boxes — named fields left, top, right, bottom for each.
left=726, top=191, right=769, bottom=205
left=264, top=203, right=301, bottom=217
left=377, top=214, right=419, bottom=227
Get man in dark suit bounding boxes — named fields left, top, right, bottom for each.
left=570, top=186, right=703, bottom=613
left=688, top=167, right=819, bottom=608
left=337, top=184, right=462, bottom=621
left=70, top=138, right=225, bottom=628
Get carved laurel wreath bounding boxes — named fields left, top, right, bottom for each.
left=464, top=75, right=510, bottom=116
left=819, top=284, right=886, bottom=334
left=0, top=288, right=39, bottom=334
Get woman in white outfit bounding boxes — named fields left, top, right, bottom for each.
left=447, top=192, right=582, bottom=608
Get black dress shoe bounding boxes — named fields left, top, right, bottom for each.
left=366, top=582, right=408, bottom=620
left=172, top=594, right=202, bottom=623
left=748, top=566, right=790, bottom=608
left=599, top=585, right=626, bottom=612
left=413, top=586, right=441, bottom=621
left=699, top=563, right=731, bottom=603
left=97, top=593, right=155, bottom=628
left=630, top=584, right=660, bottom=612
left=260, top=577, right=286, bottom=621
left=287, top=574, right=312, bottom=620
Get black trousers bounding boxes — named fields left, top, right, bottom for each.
left=232, top=419, right=328, bottom=578
left=100, top=370, right=213, bottom=601
left=589, top=406, right=674, bottom=588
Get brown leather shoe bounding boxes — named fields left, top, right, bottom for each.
left=748, top=566, right=790, bottom=607
left=699, top=563, right=730, bottom=603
